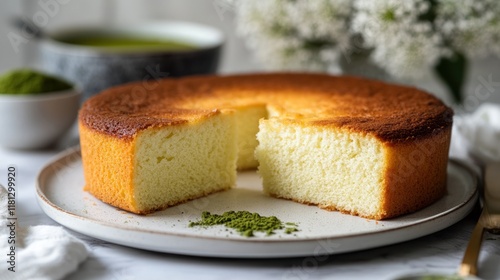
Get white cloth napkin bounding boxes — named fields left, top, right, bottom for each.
left=450, top=103, right=500, bottom=165
left=0, top=185, right=88, bottom=280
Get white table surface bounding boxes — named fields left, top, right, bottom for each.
left=2, top=125, right=500, bottom=280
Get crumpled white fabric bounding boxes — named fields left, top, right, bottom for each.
left=450, top=103, right=500, bottom=165
left=0, top=185, right=88, bottom=280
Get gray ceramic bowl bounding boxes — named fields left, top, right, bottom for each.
left=40, top=21, right=223, bottom=101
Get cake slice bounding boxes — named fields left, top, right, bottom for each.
left=79, top=111, right=237, bottom=214
left=256, top=118, right=450, bottom=220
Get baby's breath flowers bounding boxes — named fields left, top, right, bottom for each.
left=351, top=0, right=448, bottom=80
left=233, top=0, right=352, bottom=71
left=437, top=0, right=500, bottom=59
left=229, top=0, right=500, bottom=104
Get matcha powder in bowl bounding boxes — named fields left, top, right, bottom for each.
left=0, top=69, right=73, bottom=95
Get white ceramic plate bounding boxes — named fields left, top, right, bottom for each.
left=36, top=147, right=478, bottom=258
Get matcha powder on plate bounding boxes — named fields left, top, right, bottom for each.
left=0, top=69, right=73, bottom=94
left=189, top=211, right=299, bottom=237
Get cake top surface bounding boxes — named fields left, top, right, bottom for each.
left=79, top=73, right=453, bottom=143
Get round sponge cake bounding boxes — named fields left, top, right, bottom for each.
left=79, top=73, right=453, bottom=220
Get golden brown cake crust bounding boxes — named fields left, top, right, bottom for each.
left=79, top=73, right=453, bottom=143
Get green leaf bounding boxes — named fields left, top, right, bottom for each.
left=434, top=52, right=467, bottom=104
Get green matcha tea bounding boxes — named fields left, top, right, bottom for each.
left=0, top=69, right=73, bottom=95
left=57, top=35, right=196, bottom=51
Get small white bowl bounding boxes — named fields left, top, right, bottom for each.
left=0, top=89, right=80, bottom=149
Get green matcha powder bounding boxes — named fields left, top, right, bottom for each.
left=189, top=211, right=299, bottom=237
left=0, top=69, right=73, bottom=94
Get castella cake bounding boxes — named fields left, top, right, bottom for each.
left=79, top=73, right=453, bottom=219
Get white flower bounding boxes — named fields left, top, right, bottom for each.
left=436, top=0, right=500, bottom=58
left=351, top=0, right=447, bottom=80
left=229, top=0, right=500, bottom=80
left=231, top=0, right=352, bottom=71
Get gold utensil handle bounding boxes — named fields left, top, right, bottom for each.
left=459, top=210, right=485, bottom=276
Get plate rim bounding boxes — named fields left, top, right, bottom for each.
left=36, top=147, right=479, bottom=253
